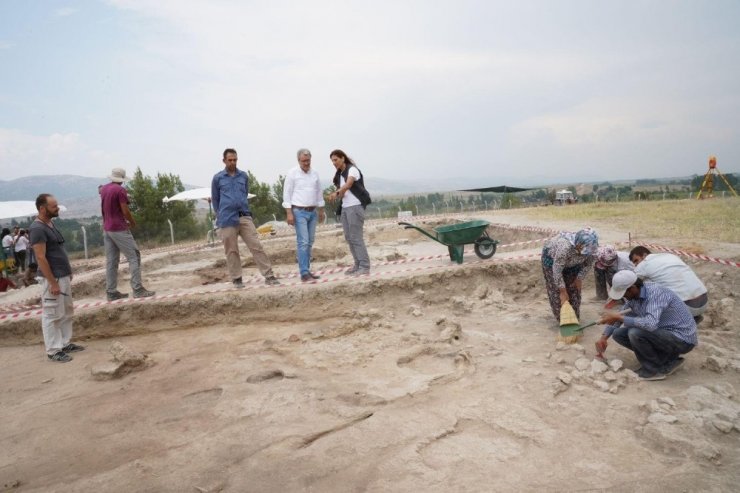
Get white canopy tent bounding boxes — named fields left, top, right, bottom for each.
left=162, top=188, right=255, bottom=203
left=0, top=201, right=68, bottom=220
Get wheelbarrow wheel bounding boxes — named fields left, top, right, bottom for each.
left=474, top=237, right=496, bottom=259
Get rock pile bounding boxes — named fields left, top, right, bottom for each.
left=552, top=356, right=638, bottom=396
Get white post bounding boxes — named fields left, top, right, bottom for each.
left=432, top=203, right=436, bottom=215
left=81, top=226, right=88, bottom=259
left=167, top=219, right=174, bottom=245
left=414, top=204, right=419, bottom=216
left=444, top=201, right=450, bottom=214
left=272, top=214, right=277, bottom=222
left=663, top=192, right=666, bottom=200
left=459, top=202, right=464, bottom=212
left=377, top=206, right=382, bottom=219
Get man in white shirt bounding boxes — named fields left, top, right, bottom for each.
left=629, top=246, right=708, bottom=320
left=283, top=148, right=325, bottom=282
left=13, top=229, right=29, bottom=272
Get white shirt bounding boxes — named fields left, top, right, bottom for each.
left=282, top=166, right=325, bottom=209
left=14, top=235, right=28, bottom=252
left=634, top=253, right=707, bottom=301
left=615, top=251, right=635, bottom=271
left=340, top=166, right=362, bottom=208
left=2, top=235, right=13, bottom=249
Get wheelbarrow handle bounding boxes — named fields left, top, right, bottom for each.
left=397, top=222, right=414, bottom=229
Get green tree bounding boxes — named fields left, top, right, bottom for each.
left=271, top=175, right=286, bottom=220
left=500, top=193, right=522, bottom=209
left=127, top=167, right=199, bottom=243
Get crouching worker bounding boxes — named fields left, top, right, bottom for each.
left=596, top=271, right=697, bottom=381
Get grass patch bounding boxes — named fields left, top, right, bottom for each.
left=513, top=198, right=740, bottom=244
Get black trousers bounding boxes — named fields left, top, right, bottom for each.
left=613, top=326, right=694, bottom=374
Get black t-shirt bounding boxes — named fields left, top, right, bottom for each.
left=29, top=220, right=72, bottom=278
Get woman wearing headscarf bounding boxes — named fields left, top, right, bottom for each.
left=593, top=245, right=635, bottom=300
left=541, top=228, right=599, bottom=322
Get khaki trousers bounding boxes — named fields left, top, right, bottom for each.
left=220, top=216, right=274, bottom=279
left=40, top=276, right=74, bottom=355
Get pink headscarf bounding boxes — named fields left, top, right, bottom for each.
left=595, top=245, right=617, bottom=269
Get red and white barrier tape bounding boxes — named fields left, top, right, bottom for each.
left=638, top=243, right=740, bottom=268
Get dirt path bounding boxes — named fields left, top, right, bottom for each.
left=1, top=214, right=739, bottom=492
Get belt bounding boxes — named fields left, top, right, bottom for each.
left=238, top=211, right=252, bottom=217
left=292, top=206, right=316, bottom=212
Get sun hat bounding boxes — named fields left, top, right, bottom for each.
left=608, top=270, right=638, bottom=300
left=109, top=168, right=126, bottom=183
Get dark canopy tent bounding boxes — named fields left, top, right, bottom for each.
left=458, top=185, right=534, bottom=193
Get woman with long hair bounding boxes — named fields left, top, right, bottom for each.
left=327, top=149, right=371, bottom=275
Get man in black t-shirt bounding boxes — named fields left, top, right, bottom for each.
left=29, top=194, right=85, bottom=363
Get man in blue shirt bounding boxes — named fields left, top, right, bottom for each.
left=211, top=148, right=279, bottom=287
left=597, top=270, right=697, bottom=381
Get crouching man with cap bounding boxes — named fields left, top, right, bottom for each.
left=100, top=167, right=155, bottom=301
left=596, top=270, right=697, bottom=381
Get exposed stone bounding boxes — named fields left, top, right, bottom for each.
left=591, top=360, right=609, bottom=374
left=604, top=371, right=618, bottom=382
left=593, top=380, right=610, bottom=392
left=411, top=308, right=423, bottom=317
left=555, top=342, right=568, bottom=351
left=110, top=341, right=146, bottom=367
left=608, top=359, right=624, bottom=372
left=435, top=316, right=447, bottom=325
left=648, top=413, right=678, bottom=424
left=712, top=419, right=734, bottom=433
left=288, top=334, right=300, bottom=343
left=622, top=369, right=639, bottom=382
left=575, top=358, right=590, bottom=371
left=91, top=361, right=126, bottom=381
left=473, top=285, right=489, bottom=300
left=246, top=369, right=285, bottom=383
left=551, top=381, right=569, bottom=396
left=570, top=343, right=585, bottom=354
left=704, top=355, right=729, bottom=373
left=557, top=372, right=573, bottom=385
left=658, top=396, right=676, bottom=408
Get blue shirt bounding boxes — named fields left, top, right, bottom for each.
left=604, top=282, right=698, bottom=345
left=211, top=168, right=251, bottom=228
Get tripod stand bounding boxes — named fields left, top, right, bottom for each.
left=697, top=156, right=737, bottom=199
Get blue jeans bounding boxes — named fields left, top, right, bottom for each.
left=612, top=326, right=694, bottom=374
left=294, top=208, right=317, bottom=275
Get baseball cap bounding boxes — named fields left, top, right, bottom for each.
left=608, top=270, right=638, bottom=300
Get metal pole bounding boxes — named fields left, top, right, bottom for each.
left=167, top=219, right=174, bottom=245
left=81, top=226, right=88, bottom=259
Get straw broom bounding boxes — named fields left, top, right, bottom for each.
left=558, top=302, right=582, bottom=344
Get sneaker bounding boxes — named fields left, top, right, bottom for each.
left=638, top=368, right=666, bottom=381
left=265, top=276, right=280, bottom=286
left=345, top=267, right=359, bottom=276
left=663, top=357, right=684, bottom=376
left=48, top=351, right=73, bottom=363
left=133, top=288, right=155, bottom=299
left=351, top=269, right=370, bottom=276
left=233, top=277, right=245, bottom=288
left=62, top=343, right=85, bottom=353
left=693, top=315, right=704, bottom=324
left=308, top=272, right=320, bottom=280
left=301, top=274, right=312, bottom=282
left=107, top=291, right=129, bottom=302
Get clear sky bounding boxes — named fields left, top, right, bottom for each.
left=1, top=0, right=739, bottom=187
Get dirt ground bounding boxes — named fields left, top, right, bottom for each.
left=1, top=211, right=739, bottom=492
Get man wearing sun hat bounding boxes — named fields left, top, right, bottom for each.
left=596, top=270, right=697, bottom=381
left=100, top=167, right=155, bottom=301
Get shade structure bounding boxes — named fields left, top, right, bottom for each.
left=162, top=188, right=255, bottom=203
left=0, top=201, right=67, bottom=220
left=458, top=185, right=533, bottom=193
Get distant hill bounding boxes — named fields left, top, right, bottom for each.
left=2, top=172, right=735, bottom=220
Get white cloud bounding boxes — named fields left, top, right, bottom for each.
left=0, top=129, right=117, bottom=179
